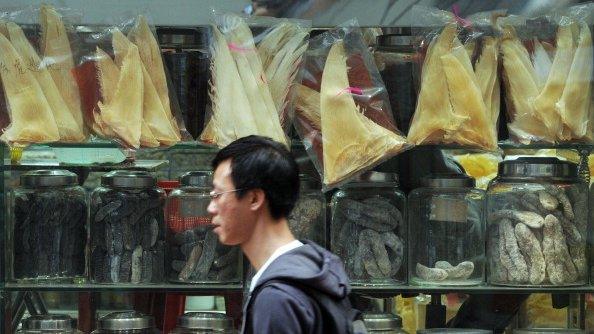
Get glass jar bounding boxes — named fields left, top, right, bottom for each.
left=362, top=312, right=407, bottom=333
left=170, top=312, right=235, bottom=333
left=90, top=171, right=166, bottom=284
left=166, top=171, right=241, bottom=283
left=8, top=170, right=87, bottom=283
left=486, top=157, right=588, bottom=286
left=17, top=314, right=81, bottom=334
left=331, top=171, right=406, bottom=286
left=91, top=312, right=160, bottom=334
left=408, top=175, right=485, bottom=286
left=374, top=28, right=416, bottom=134
left=288, top=175, right=326, bottom=245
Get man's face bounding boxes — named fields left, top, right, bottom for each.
left=207, top=159, right=256, bottom=246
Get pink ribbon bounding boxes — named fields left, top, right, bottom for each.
left=336, top=86, right=363, bottom=96
left=452, top=4, right=472, bottom=28
left=228, top=42, right=254, bottom=53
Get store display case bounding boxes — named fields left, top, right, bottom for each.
left=1, top=4, right=593, bottom=333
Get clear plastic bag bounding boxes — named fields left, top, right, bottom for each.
left=73, top=13, right=191, bottom=149
left=0, top=6, right=86, bottom=146
left=294, top=20, right=410, bottom=190
left=200, top=12, right=310, bottom=148
left=498, top=4, right=593, bottom=144
left=408, top=6, right=499, bottom=150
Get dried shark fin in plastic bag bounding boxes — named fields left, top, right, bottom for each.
left=128, top=15, right=181, bottom=138
left=140, top=63, right=179, bottom=146
left=295, top=83, right=321, bottom=130
left=556, top=23, right=593, bottom=140
left=532, top=38, right=553, bottom=89
left=475, top=36, right=500, bottom=126
left=408, top=23, right=465, bottom=145
left=321, top=40, right=408, bottom=186
left=533, top=24, right=575, bottom=139
left=0, top=33, right=60, bottom=144
left=501, top=26, right=551, bottom=143
left=40, top=4, right=85, bottom=134
left=441, top=44, right=497, bottom=150
left=259, top=22, right=309, bottom=126
left=97, top=30, right=143, bottom=148
left=202, top=26, right=257, bottom=147
left=97, top=45, right=158, bottom=147
left=223, top=15, right=287, bottom=145
left=7, top=22, right=84, bottom=142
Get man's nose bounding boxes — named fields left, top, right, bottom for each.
left=207, top=200, right=216, bottom=215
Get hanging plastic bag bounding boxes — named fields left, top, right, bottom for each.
left=199, top=12, right=310, bottom=147
left=0, top=7, right=86, bottom=146
left=74, top=13, right=191, bottom=148
left=407, top=6, right=499, bottom=150
left=294, top=20, right=410, bottom=190
left=498, top=4, right=593, bottom=144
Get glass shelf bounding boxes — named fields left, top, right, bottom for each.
left=352, top=285, right=594, bottom=296
left=3, top=283, right=243, bottom=292
left=7, top=140, right=593, bottom=157
left=1, top=159, right=169, bottom=172
left=4, top=282, right=593, bottom=294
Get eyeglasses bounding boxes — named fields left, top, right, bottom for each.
left=209, top=188, right=247, bottom=200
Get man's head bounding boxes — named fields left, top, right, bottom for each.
left=207, top=135, right=300, bottom=245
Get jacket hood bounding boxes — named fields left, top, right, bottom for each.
left=252, top=240, right=351, bottom=299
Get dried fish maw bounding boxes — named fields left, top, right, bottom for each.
left=408, top=24, right=465, bottom=144
left=321, top=40, right=407, bottom=186
left=475, top=37, right=500, bottom=125
left=7, top=22, right=84, bottom=142
left=99, top=44, right=143, bottom=148
left=533, top=25, right=575, bottom=138
left=295, top=84, right=321, bottom=130
left=141, top=63, right=180, bottom=145
left=204, top=26, right=257, bottom=147
left=0, top=34, right=59, bottom=144
left=224, top=16, right=287, bottom=145
left=128, top=15, right=181, bottom=137
left=532, top=38, right=552, bottom=89
left=556, top=23, right=592, bottom=140
left=40, top=5, right=84, bottom=132
left=441, top=51, right=496, bottom=150
left=501, top=38, right=550, bottom=143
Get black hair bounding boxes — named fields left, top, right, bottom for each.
left=212, top=135, right=300, bottom=220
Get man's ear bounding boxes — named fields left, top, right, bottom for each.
left=249, top=189, right=266, bottom=212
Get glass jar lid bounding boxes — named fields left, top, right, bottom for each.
left=101, top=171, right=156, bottom=189
left=362, top=312, right=402, bottom=330
left=354, top=171, right=399, bottom=183
left=98, top=311, right=155, bottom=330
left=21, top=170, right=78, bottom=187
left=22, top=314, right=77, bottom=330
left=498, top=157, right=578, bottom=179
left=420, top=174, right=475, bottom=188
left=177, top=312, right=234, bottom=330
left=179, top=171, right=212, bottom=187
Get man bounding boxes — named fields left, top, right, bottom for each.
left=207, top=135, right=357, bottom=334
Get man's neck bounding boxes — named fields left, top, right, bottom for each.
left=241, top=215, right=296, bottom=271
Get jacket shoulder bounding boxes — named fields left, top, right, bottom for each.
left=249, top=283, right=317, bottom=333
